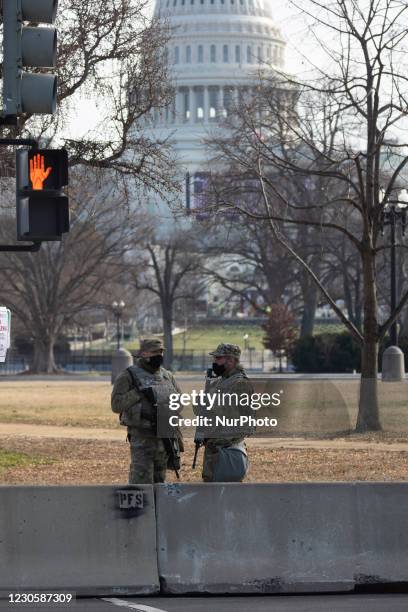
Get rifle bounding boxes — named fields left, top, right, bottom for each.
left=141, top=386, right=180, bottom=479
left=192, top=367, right=214, bottom=469
left=192, top=435, right=204, bottom=469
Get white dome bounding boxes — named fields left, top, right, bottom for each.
left=148, top=0, right=286, bottom=209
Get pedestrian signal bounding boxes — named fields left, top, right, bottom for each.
left=16, top=148, right=69, bottom=242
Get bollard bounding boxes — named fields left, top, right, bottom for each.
left=381, top=345, right=405, bottom=382
left=111, top=347, right=133, bottom=384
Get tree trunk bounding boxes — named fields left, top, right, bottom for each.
left=300, top=280, right=317, bottom=337
left=162, top=311, right=174, bottom=370
left=401, top=306, right=408, bottom=338
left=356, top=250, right=381, bottom=432
left=353, top=268, right=363, bottom=331
left=31, top=336, right=58, bottom=373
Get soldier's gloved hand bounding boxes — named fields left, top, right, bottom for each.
left=194, top=432, right=205, bottom=446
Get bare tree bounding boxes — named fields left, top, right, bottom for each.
left=205, top=0, right=408, bottom=431
left=198, top=216, right=298, bottom=316
left=131, top=228, right=205, bottom=369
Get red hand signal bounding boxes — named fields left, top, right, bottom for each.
left=30, top=154, right=52, bottom=190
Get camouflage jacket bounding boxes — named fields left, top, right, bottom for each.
left=111, top=359, right=182, bottom=439
left=200, top=364, right=254, bottom=447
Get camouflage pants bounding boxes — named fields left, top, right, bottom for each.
left=202, top=444, right=219, bottom=482
left=128, top=436, right=168, bottom=484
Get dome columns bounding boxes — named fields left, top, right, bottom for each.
left=162, top=84, right=241, bottom=126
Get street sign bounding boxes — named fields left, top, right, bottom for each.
left=0, top=308, right=11, bottom=363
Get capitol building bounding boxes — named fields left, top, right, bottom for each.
left=151, top=0, right=287, bottom=206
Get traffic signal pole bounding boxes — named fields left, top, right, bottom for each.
left=0, top=137, right=42, bottom=252
left=0, top=242, right=41, bottom=252
left=0, top=138, right=38, bottom=148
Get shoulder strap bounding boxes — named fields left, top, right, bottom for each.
left=160, top=368, right=173, bottom=382
left=236, top=365, right=249, bottom=379
left=230, top=370, right=248, bottom=381
left=127, top=366, right=142, bottom=391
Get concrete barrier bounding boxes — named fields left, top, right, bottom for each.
left=0, top=485, right=159, bottom=596
left=1, top=483, right=407, bottom=596
left=155, top=483, right=408, bottom=594
left=354, top=483, right=408, bottom=586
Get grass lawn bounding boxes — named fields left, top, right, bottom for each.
left=72, top=323, right=348, bottom=353
left=126, top=324, right=266, bottom=351
left=0, top=378, right=406, bottom=483
left=0, top=379, right=406, bottom=437
left=0, top=381, right=119, bottom=428
left=125, top=323, right=348, bottom=352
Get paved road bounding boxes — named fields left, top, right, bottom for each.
left=96, top=594, right=408, bottom=611
left=2, top=594, right=408, bottom=611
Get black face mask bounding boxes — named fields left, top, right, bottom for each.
left=212, top=362, right=226, bottom=376
left=148, top=354, right=163, bottom=370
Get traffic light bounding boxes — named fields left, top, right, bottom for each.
left=16, top=148, right=69, bottom=241
left=2, top=0, right=58, bottom=119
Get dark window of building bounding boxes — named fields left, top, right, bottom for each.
left=210, top=44, right=216, bottom=62
left=235, top=45, right=240, bottom=63
left=183, top=90, right=190, bottom=121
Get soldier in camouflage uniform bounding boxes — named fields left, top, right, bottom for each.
left=197, top=343, right=253, bottom=482
left=111, top=338, right=184, bottom=484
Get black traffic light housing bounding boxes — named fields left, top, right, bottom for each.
left=2, top=0, right=58, bottom=121
left=16, top=148, right=69, bottom=241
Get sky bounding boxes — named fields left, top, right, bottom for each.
left=63, top=0, right=316, bottom=140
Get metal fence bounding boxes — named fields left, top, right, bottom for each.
left=172, top=349, right=288, bottom=372
left=0, top=348, right=289, bottom=374
left=0, top=349, right=114, bottom=375
left=0, top=349, right=29, bottom=375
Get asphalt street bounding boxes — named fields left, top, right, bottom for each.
left=1, top=594, right=408, bottom=611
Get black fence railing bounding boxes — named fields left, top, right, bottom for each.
left=0, top=350, right=29, bottom=375
left=172, top=350, right=280, bottom=372
left=0, top=348, right=289, bottom=374
left=0, top=349, right=115, bottom=375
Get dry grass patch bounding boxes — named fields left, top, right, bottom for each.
left=0, top=437, right=407, bottom=485
left=0, top=379, right=407, bottom=437
left=0, top=381, right=117, bottom=428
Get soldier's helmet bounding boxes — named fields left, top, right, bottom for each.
left=209, top=343, right=241, bottom=359
left=136, top=338, right=164, bottom=355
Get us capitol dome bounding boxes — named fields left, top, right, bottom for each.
left=150, top=0, right=286, bottom=206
